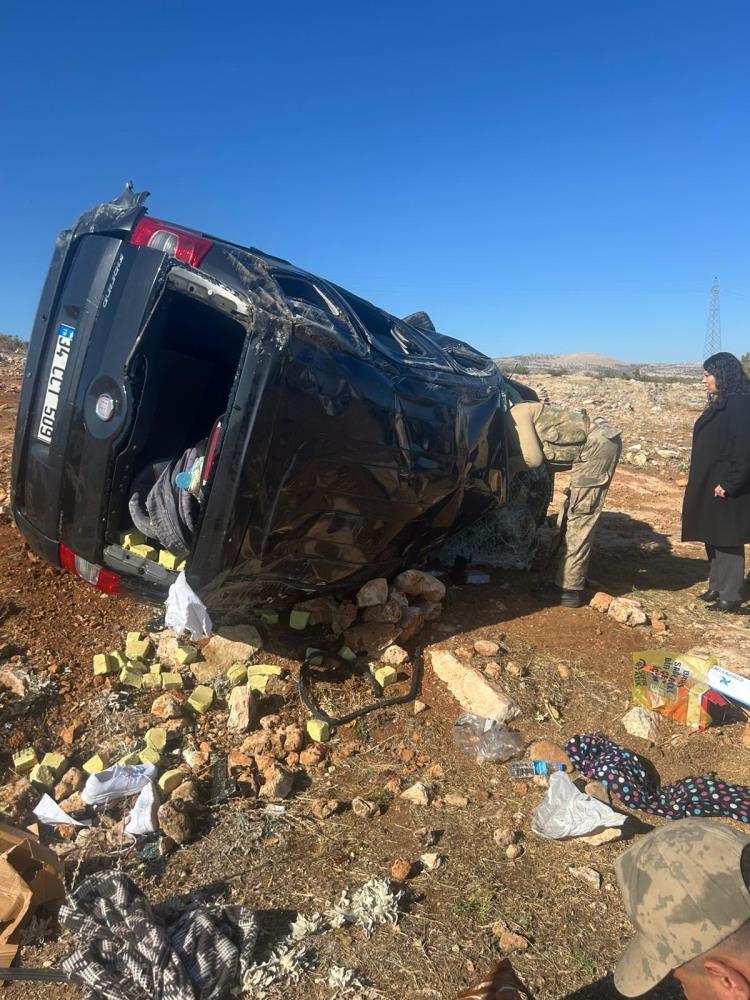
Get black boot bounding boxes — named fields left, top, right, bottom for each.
left=532, top=582, right=583, bottom=608
left=707, top=600, right=742, bottom=614
left=698, top=589, right=720, bottom=602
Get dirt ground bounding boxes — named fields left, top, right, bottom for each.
left=2, top=360, right=749, bottom=1000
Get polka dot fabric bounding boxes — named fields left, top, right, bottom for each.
left=566, top=733, right=750, bottom=822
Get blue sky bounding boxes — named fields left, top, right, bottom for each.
left=1, top=1, right=748, bottom=363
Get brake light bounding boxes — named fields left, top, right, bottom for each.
left=59, top=544, right=121, bottom=594
left=130, top=216, right=213, bottom=268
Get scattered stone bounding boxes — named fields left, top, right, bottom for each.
left=512, top=782, right=529, bottom=797
left=505, top=660, right=525, bottom=678
left=182, top=750, right=210, bottom=771
left=54, top=767, right=84, bottom=800
left=483, top=662, right=502, bottom=679
left=198, top=626, right=263, bottom=680
left=474, top=639, right=500, bottom=657
left=351, top=797, right=379, bottom=819
left=608, top=598, right=649, bottom=627
left=58, top=792, right=88, bottom=818
left=568, top=865, right=602, bottom=890
left=300, top=745, right=327, bottom=768
left=444, top=793, right=468, bottom=808
left=429, top=649, right=520, bottom=723
left=151, top=691, right=184, bottom=720
left=401, top=781, right=431, bottom=807
left=0, top=666, right=29, bottom=697
left=584, top=781, right=612, bottom=805
left=420, top=601, right=443, bottom=622
left=0, top=778, right=37, bottom=822
left=228, top=685, right=258, bottom=733
left=311, top=798, right=341, bottom=820
left=382, top=645, right=409, bottom=667
left=589, top=592, right=615, bottom=613
left=60, top=723, right=80, bottom=746
left=527, top=740, right=573, bottom=772
left=505, top=844, right=524, bottom=860
left=171, top=779, right=200, bottom=806
left=294, top=596, right=337, bottom=627
left=413, top=700, right=428, bottom=715
left=394, top=570, right=445, bottom=603
left=492, top=927, right=529, bottom=953
left=493, top=827, right=516, bottom=848
left=414, top=827, right=438, bottom=847
left=419, top=852, right=443, bottom=872
left=282, top=726, right=305, bottom=753
left=580, top=827, right=622, bottom=847
left=259, top=762, right=294, bottom=800
left=356, top=578, right=389, bottom=608
left=390, top=857, right=413, bottom=881
left=158, top=801, right=192, bottom=844
left=622, top=706, right=663, bottom=742
left=557, top=663, right=571, bottom=681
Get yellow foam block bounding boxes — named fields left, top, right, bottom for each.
left=248, top=675, right=269, bottom=693
left=12, top=747, right=38, bottom=773
left=159, top=769, right=186, bottom=796
left=142, top=673, right=162, bottom=690
left=374, top=666, right=398, bottom=688
left=125, top=632, right=152, bottom=661
left=29, top=764, right=56, bottom=790
left=119, top=667, right=143, bottom=688
left=247, top=664, right=284, bottom=677
left=226, top=664, right=248, bottom=686
left=130, top=544, right=158, bottom=561
left=188, top=685, right=214, bottom=713
left=158, top=550, right=180, bottom=571
left=41, top=752, right=69, bottom=780
left=306, top=718, right=331, bottom=742
left=93, top=653, right=116, bottom=676
left=161, top=673, right=184, bottom=690
left=139, top=747, right=161, bottom=766
left=82, top=753, right=109, bottom=775
left=145, top=727, right=168, bottom=752
left=175, top=646, right=198, bottom=665
left=121, top=530, right=146, bottom=550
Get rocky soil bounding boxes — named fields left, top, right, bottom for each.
left=1, top=361, right=748, bottom=1000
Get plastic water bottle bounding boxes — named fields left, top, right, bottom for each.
left=508, top=760, right=566, bottom=778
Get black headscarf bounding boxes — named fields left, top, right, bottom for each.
left=704, top=352, right=750, bottom=406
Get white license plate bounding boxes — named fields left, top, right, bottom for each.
left=36, top=324, right=75, bottom=444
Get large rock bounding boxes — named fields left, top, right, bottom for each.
left=396, top=606, right=427, bottom=643
left=608, top=598, right=648, bottom=627
left=363, top=599, right=403, bottom=624
left=343, top=622, right=400, bottom=654
left=394, top=570, right=446, bottom=603
left=151, top=691, right=184, bottom=720
left=527, top=740, right=572, bottom=772
left=382, top=644, right=409, bottom=666
left=293, top=596, right=338, bottom=627
left=429, top=649, right=520, bottom=724
left=622, top=706, right=663, bottom=741
left=356, top=578, right=389, bottom=608
left=259, top=762, right=294, bottom=800
left=196, top=625, right=263, bottom=682
left=589, top=592, right=614, bottom=613
left=227, top=686, right=259, bottom=733
left=151, top=629, right=183, bottom=668
left=158, top=801, right=192, bottom=844
left=55, top=767, right=84, bottom=800
left=331, top=602, right=359, bottom=637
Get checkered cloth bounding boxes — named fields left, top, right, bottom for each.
left=59, top=872, right=258, bottom=1000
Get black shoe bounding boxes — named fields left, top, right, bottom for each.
left=698, top=589, right=721, bottom=602
left=707, top=600, right=741, bottom=614
left=532, top=582, right=583, bottom=608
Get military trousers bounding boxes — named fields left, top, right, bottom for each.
left=554, top=426, right=622, bottom=591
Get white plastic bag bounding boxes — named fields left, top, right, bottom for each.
left=164, top=571, right=213, bottom=639
left=532, top=771, right=626, bottom=839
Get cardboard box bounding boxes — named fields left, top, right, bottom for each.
left=0, top=821, right=65, bottom=969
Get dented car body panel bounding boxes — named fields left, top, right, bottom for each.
left=12, top=187, right=507, bottom=605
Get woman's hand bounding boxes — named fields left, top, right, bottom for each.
left=714, top=484, right=727, bottom=498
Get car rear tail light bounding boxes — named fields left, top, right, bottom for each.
left=130, top=216, right=213, bottom=268
left=58, top=544, right=121, bottom=594
left=202, top=418, right=223, bottom=486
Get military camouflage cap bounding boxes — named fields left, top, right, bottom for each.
left=614, top=819, right=750, bottom=996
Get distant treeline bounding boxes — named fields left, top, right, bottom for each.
left=0, top=333, right=26, bottom=353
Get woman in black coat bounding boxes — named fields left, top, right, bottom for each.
left=682, top=352, right=750, bottom=612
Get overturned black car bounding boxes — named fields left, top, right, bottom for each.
left=12, top=186, right=520, bottom=609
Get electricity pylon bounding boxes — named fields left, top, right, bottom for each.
left=704, top=277, right=722, bottom=358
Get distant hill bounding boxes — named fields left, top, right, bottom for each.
left=494, top=351, right=701, bottom=380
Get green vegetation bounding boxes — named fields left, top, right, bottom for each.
left=741, top=352, right=750, bottom=378
left=0, top=333, right=25, bottom=353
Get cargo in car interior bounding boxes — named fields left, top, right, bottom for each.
left=11, top=185, right=511, bottom=610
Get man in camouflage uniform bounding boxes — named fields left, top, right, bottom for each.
left=614, top=819, right=750, bottom=1000
left=505, top=401, right=621, bottom=607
